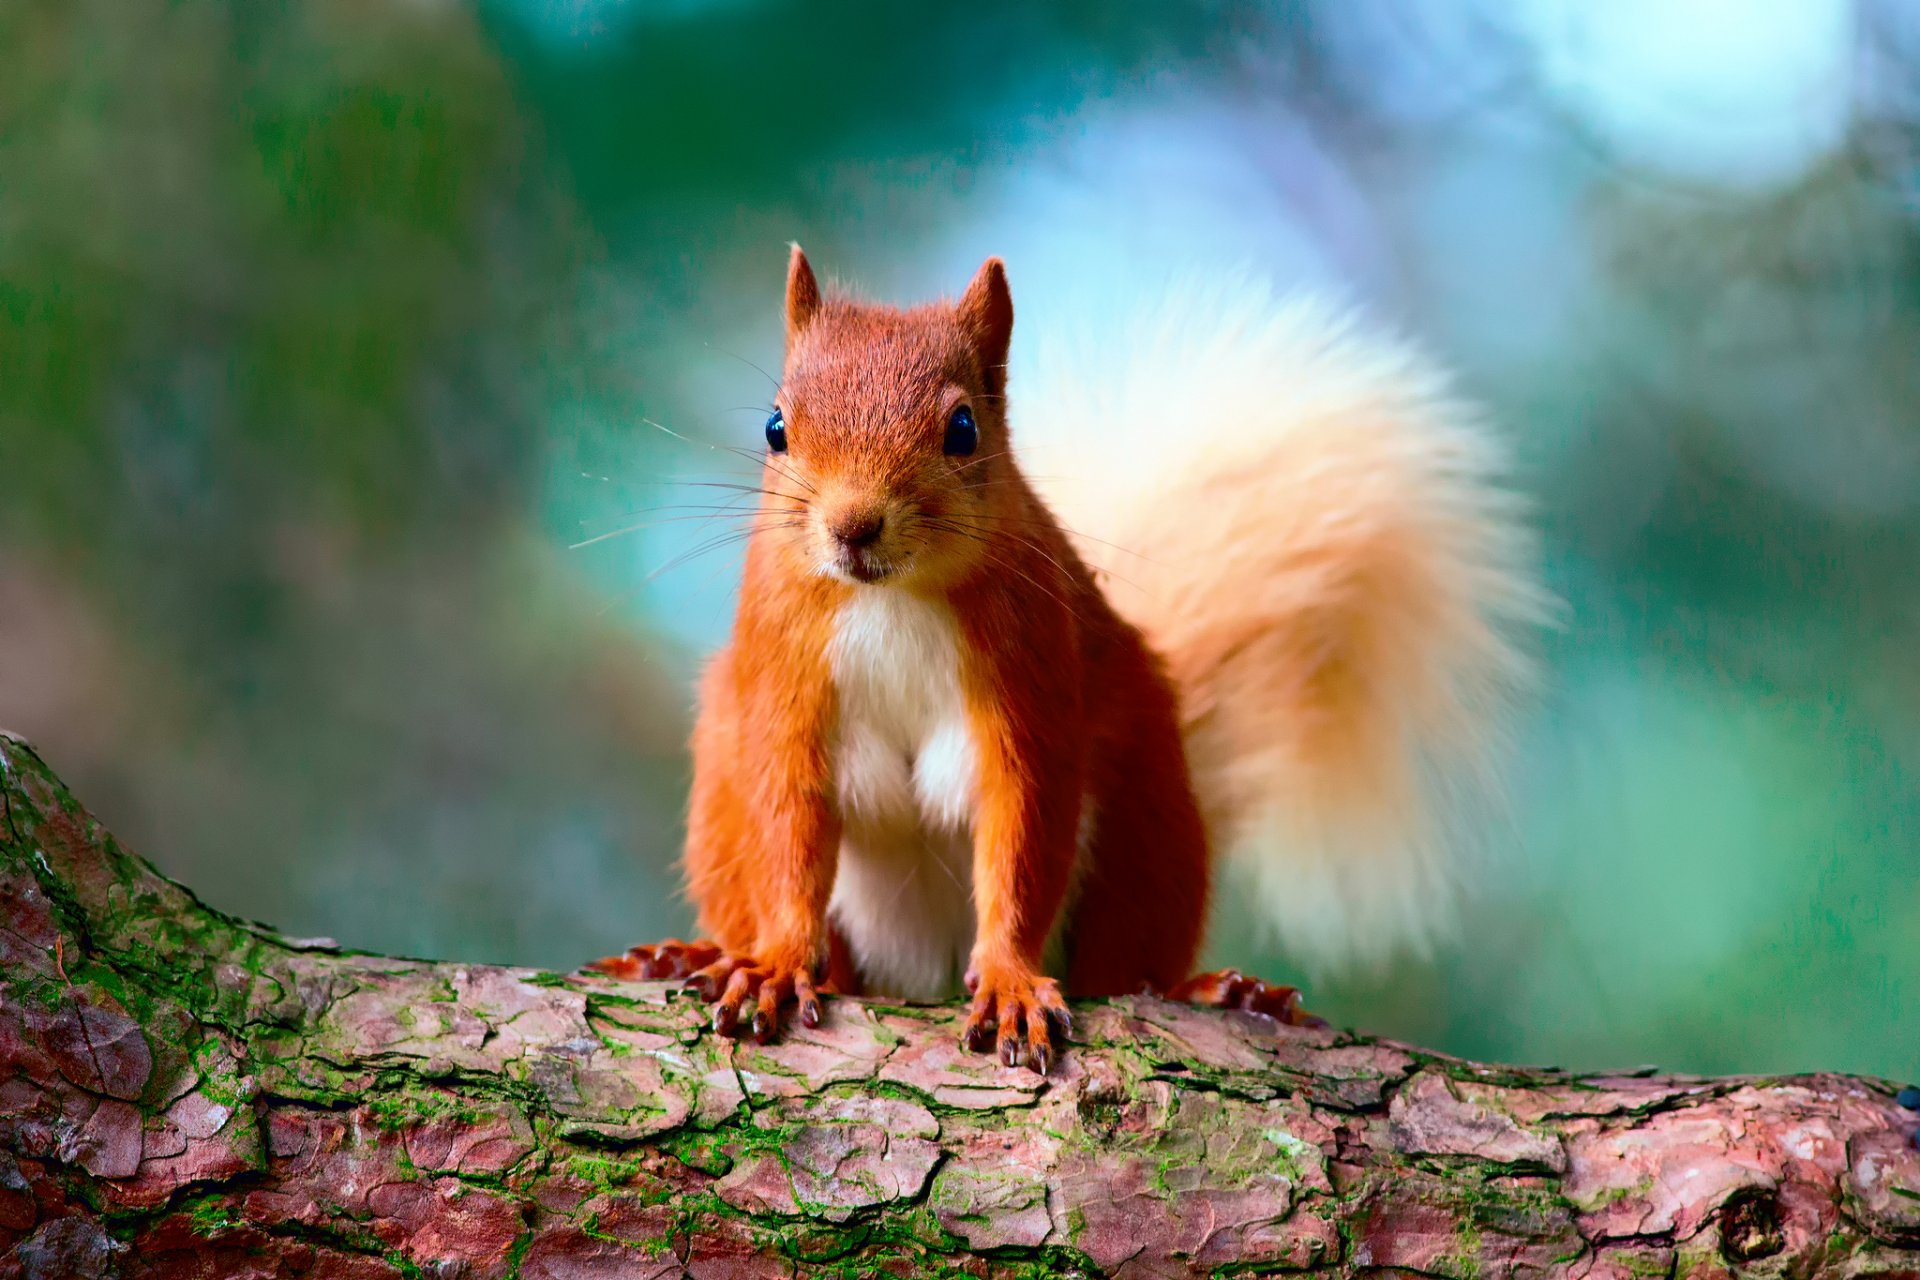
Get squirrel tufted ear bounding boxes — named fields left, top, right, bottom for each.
left=785, top=243, right=821, bottom=342
left=956, top=257, right=1013, bottom=394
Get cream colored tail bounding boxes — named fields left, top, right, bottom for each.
left=1016, top=271, right=1550, bottom=973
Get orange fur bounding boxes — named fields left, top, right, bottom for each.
left=659, top=248, right=1207, bottom=1065
left=597, top=248, right=1542, bottom=1068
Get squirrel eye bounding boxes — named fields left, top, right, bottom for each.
left=765, top=408, right=787, bottom=454
left=943, top=405, right=978, bottom=457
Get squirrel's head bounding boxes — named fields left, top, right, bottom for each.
left=762, top=245, right=1015, bottom=589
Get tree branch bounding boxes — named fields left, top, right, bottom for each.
left=1, top=731, right=1916, bottom=1279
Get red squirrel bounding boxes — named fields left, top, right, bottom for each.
left=592, top=247, right=1545, bottom=1072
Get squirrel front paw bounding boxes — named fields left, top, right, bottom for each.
left=587, top=940, right=825, bottom=1043
left=961, top=963, right=1071, bottom=1074
left=676, top=952, right=822, bottom=1043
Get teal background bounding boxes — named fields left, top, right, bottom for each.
left=3, top=0, right=1916, bottom=1080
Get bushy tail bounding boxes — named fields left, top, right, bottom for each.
left=1015, top=271, right=1550, bottom=973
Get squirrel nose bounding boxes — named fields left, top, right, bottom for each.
left=832, top=512, right=885, bottom=549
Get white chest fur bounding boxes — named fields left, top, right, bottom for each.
left=826, top=589, right=980, bottom=1000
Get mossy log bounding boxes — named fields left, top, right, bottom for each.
left=2, top=732, right=1918, bottom=1279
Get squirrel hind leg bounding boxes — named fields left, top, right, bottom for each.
left=585, top=937, right=724, bottom=982
left=822, top=926, right=862, bottom=996
left=1165, top=969, right=1329, bottom=1029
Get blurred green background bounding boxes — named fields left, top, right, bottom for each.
left=3, top=0, right=1916, bottom=1080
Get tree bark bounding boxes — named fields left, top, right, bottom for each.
left=1, top=731, right=1917, bottom=1280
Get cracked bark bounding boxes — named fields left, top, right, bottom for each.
left=1, top=731, right=1918, bottom=1280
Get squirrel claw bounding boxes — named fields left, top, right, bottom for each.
left=961, top=967, right=1068, bottom=1074
left=688, top=956, right=820, bottom=1045
left=963, top=1019, right=996, bottom=1054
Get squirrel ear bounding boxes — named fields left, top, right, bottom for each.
left=956, top=257, right=1012, bottom=395
left=785, top=243, right=821, bottom=342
